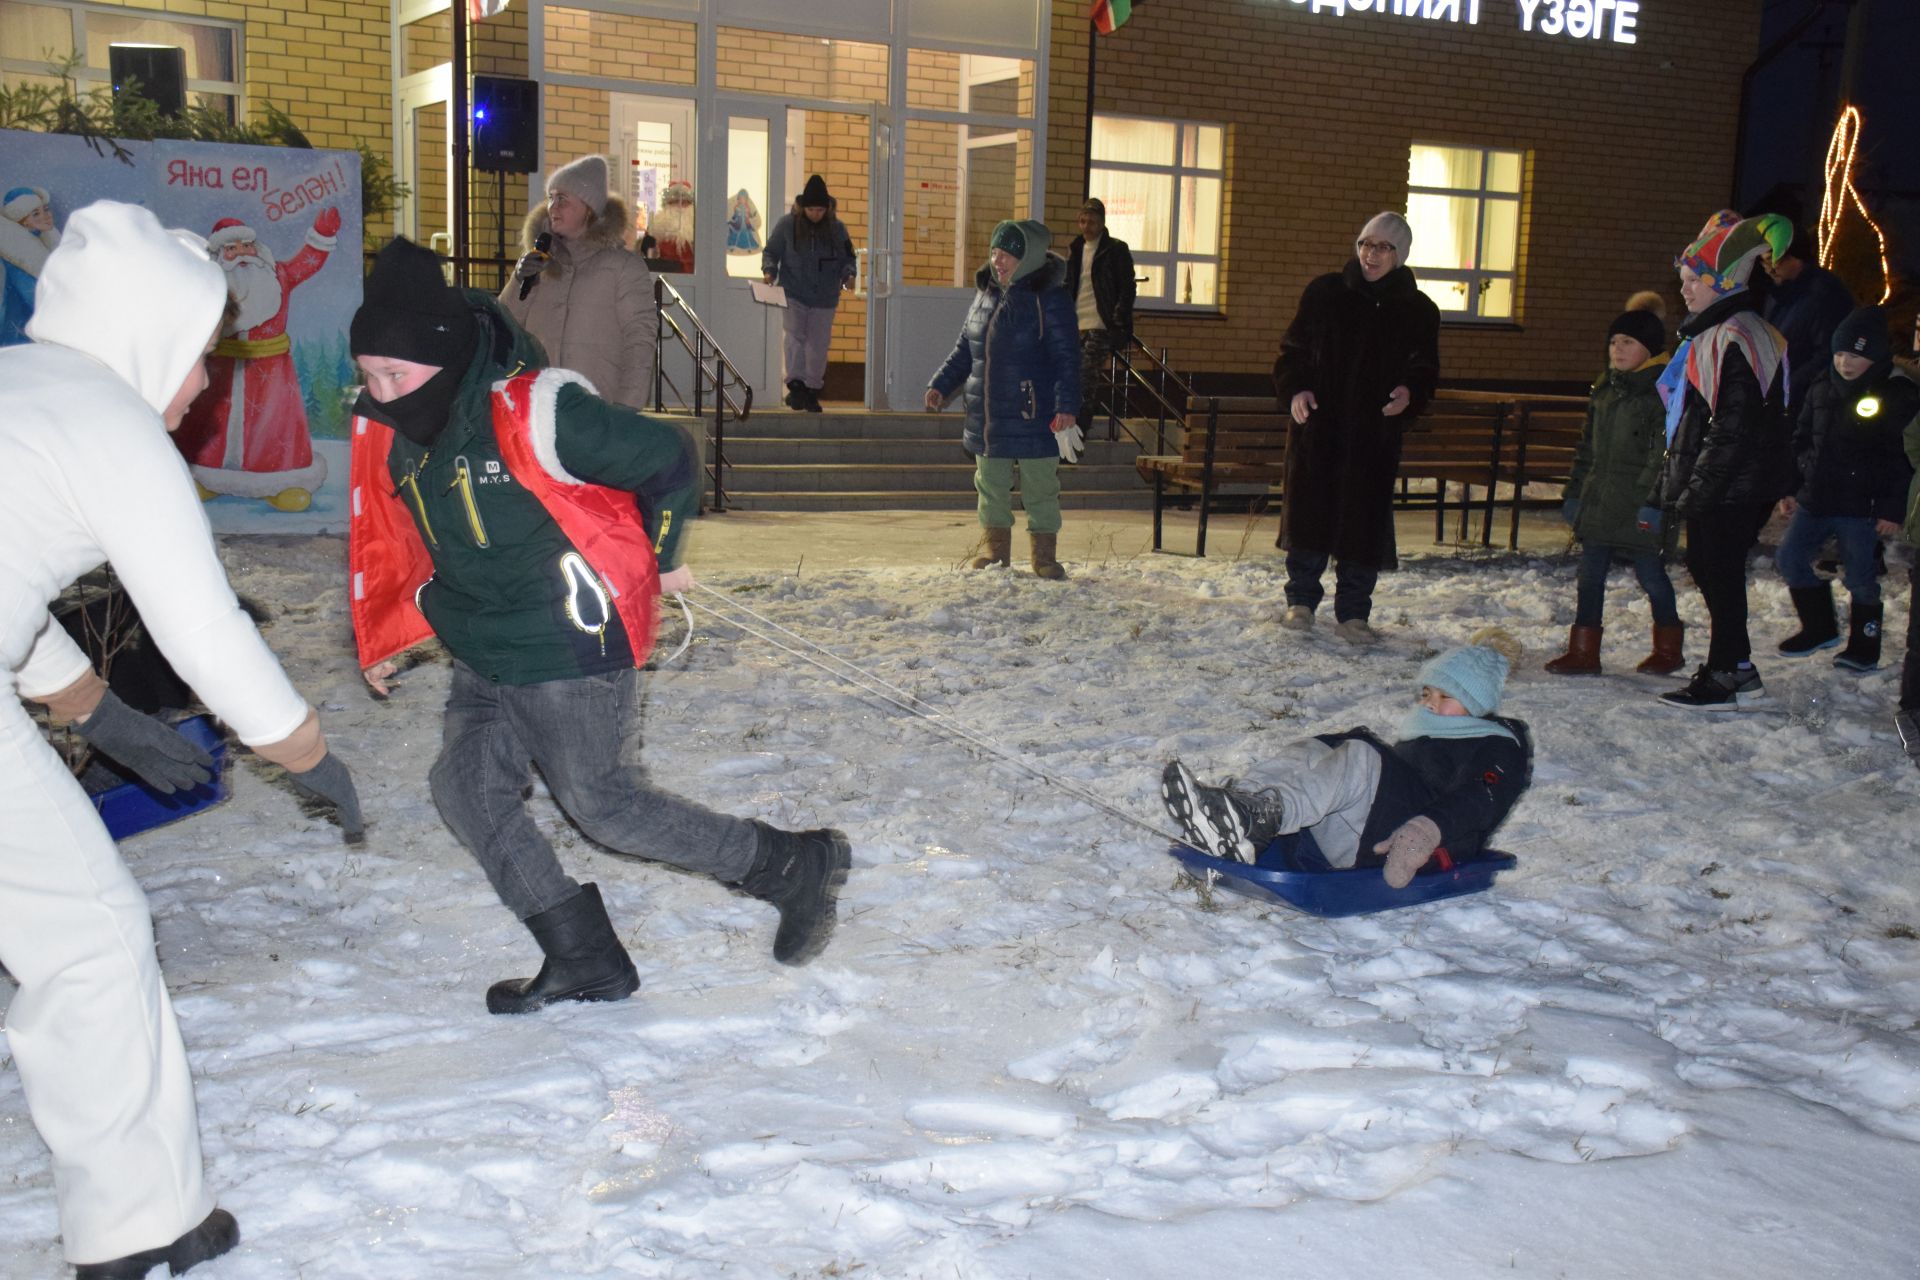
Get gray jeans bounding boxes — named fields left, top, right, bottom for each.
left=429, top=661, right=758, bottom=919
left=782, top=300, right=836, bottom=391
left=1236, top=738, right=1383, bottom=868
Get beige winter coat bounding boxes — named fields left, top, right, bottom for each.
left=500, top=194, right=658, bottom=410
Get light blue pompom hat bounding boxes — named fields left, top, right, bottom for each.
left=1417, top=643, right=1511, bottom=719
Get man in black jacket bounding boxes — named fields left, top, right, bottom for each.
left=1065, top=198, right=1135, bottom=430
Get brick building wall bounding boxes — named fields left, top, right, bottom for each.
left=1057, top=0, right=1762, bottom=386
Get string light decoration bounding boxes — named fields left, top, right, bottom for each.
left=1817, top=105, right=1891, bottom=304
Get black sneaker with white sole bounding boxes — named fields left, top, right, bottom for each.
left=1657, top=664, right=1767, bottom=710
left=1161, top=761, right=1285, bottom=863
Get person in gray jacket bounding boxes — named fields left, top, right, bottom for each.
left=762, top=174, right=856, bottom=412
left=503, top=154, right=658, bottom=411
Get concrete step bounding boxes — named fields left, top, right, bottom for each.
left=720, top=412, right=956, bottom=440
left=718, top=489, right=1155, bottom=512
left=719, top=437, right=1144, bottom=466
left=722, top=462, right=1144, bottom=494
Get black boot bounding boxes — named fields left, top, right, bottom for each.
left=740, top=823, right=851, bottom=965
left=75, top=1209, right=238, bottom=1279
left=784, top=379, right=806, bottom=410
left=802, top=385, right=824, bottom=413
left=1834, top=600, right=1884, bottom=673
left=1778, top=583, right=1840, bottom=655
left=486, top=883, right=639, bottom=1015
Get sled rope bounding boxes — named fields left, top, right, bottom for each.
left=688, top=585, right=1184, bottom=845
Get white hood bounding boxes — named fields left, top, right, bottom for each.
left=25, top=200, right=227, bottom=416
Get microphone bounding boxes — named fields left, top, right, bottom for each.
left=519, top=231, right=552, bottom=300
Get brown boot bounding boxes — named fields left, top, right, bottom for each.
left=1030, top=531, right=1067, bottom=580
left=1636, top=622, right=1686, bottom=675
left=1544, top=624, right=1603, bottom=675
left=967, top=526, right=1012, bottom=570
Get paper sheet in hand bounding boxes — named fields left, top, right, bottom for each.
left=750, top=281, right=787, bottom=307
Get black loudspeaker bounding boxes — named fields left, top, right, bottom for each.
left=109, top=45, right=187, bottom=117
left=473, top=75, right=540, bottom=174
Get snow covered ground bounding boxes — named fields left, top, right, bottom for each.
left=5, top=534, right=1920, bottom=1279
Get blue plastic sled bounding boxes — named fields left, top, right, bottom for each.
left=89, top=715, right=230, bottom=841
left=1169, top=830, right=1517, bottom=918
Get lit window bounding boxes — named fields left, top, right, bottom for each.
left=1088, top=114, right=1223, bottom=310
left=1405, top=143, right=1523, bottom=322
left=0, top=0, right=242, bottom=121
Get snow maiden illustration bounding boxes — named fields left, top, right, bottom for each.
left=726, top=188, right=762, bottom=255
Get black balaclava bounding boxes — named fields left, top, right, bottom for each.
left=350, top=237, right=479, bottom=446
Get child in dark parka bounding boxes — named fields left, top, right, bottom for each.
left=1162, top=630, right=1532, bottom=889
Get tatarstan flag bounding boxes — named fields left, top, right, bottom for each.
left=1093, top=0, right=1134, bottom=35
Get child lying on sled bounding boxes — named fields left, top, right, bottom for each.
left=1162, top=630, right=1533, bottom=888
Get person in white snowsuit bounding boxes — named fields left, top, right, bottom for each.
left=0, top=201, right=363, bottom=1277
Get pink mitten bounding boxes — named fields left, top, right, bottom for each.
left=1375, top=815, right=1442, bottom=889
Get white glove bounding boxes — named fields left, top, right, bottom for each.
left=1054, top=422, right=1085, bottom=464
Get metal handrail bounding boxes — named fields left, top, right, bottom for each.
left=1094, top=337, right=1204, bottom=459
left=652, top=276, right=755, bottom=512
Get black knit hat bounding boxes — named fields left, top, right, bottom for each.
left=1831, top=306, right=1890, bottom=363
left=350, top=237, right=477, bottom=368
left=1607, top=308, right=1668, bottom=359
left=799, top=174, right=831, bottom=208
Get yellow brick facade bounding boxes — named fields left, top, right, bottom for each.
left=35, top=0, right=1756, bottom=386
left=1065, top=0, right=1762, bottom=385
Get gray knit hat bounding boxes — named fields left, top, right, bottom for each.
left=547, top=155, right=610, bottom=216
left=1357, top=211, right=1412, bottom=259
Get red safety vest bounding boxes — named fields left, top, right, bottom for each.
left=347, top=367, right=661, bottom=671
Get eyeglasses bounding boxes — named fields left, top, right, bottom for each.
left=1356, top=239, right=1399, bottom=256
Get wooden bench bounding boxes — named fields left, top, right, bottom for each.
left=1137, top=390, right=1590, bottom=556
left=1136, top=396, right=1287, bottom=556
left=1493, top=399, right=1587, bottom=549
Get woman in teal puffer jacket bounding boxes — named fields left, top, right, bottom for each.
left=926, top=219, right=1082, bottom=579
left=1546, top=300, right=1686, bottom=677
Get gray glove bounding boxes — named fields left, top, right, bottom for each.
left=513, top=250, right=548, bottom=280
left=290, top=753, right=365, bottom=844
left=75, top=691, right=213, bottom=794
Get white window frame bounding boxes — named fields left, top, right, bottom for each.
left=1405, top=142, right=1524, bottom=324
left=1088, top=111, right=1224, bottom=313
left=0, top=0, right=244, bottom=119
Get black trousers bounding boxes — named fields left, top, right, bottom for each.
left=1683, top=502, right=1773, bottom=670
left=1077, top=329, right=1121, bottom=428
left=1284, top=549, right=1380, bottom=622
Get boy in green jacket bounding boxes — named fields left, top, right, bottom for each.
left=348, top=238, right=850, bottom=1015
left=1546, top=300, right=1685, bottom=677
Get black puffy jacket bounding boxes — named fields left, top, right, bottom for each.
left=1660, top=293, right=1793, bottom=516
left=1316, top=719, right=1533, bottom=862
left=1791, top=362, right=1919, bottom=521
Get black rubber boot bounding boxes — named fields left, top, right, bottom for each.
left=1833, top=600, right=1884, bottom=673
left=486, top=883, right=639, bottom=1015
left=75, top=1208, right=238, bottom=1278
left=740, top=823, right=852, bottom=965
left=1778, top=583, right=1840, bottom=656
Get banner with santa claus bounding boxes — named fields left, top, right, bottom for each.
left=0, top=128, right=362, bottom=533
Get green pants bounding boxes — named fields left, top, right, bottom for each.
left=974, top=455, right=1062, bottom=534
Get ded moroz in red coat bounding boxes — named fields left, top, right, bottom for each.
left=174, top=210, right=339, bottom=502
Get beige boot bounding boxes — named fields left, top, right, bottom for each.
left=967, top=526, right=1012, bottom=570
left=1030, top=531, right=1067, bottom=580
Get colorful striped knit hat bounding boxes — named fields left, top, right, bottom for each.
left=1674, top=210, right=1794, bottom=297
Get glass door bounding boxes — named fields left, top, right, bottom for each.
left=396, top=65, right=453, bottom=260
left=698, top=101, right=785, bottom=407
